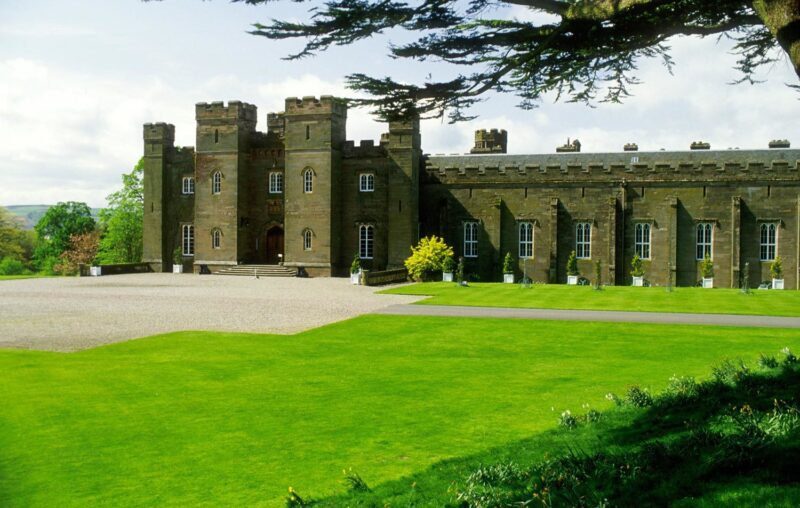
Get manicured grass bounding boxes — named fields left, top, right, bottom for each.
left=1, top=316, right=798, bottom=506
left=382, top=282, right=800, bottom=316
left=0, top=274, right=54, bottom=281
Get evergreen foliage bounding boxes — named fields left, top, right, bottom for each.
left=771, top=255, right=784, bottom=279
left=502, top=252, right=514, bottom=274
left=700, top=253, right=714, bottom=279
left=631, top=253, right=644, bottom=277
left=566, top=250, right=579, bottom=276
left=404, top=235, right=454, bottom=281
left=350, top=253, right=361, bottom=274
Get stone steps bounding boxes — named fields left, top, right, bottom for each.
left=214, top=264, right=297, bottom=277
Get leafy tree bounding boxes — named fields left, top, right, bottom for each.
left=33, top=202, right=96, bottom=265
left=404, top=235, right=455, bottom=280
left=57, top=231, right=100, bottom=275
left=205, top=0, right=800, bottom=121
left=0, top=206, right=25, bottom=261
left=96, top=159, right=144, bottom=264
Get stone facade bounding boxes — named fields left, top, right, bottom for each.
left=143, top=97, right=799, bottom=288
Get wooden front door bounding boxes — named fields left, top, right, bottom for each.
left=265, top=227, right=284, bottom=264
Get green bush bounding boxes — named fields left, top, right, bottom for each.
left=700, top=253, right=714, bottom=279
left=350, top=253, right=361, bottom=274
left=770, top=256, right=784, bottom=279
left=502, top=252, right=514, bottom=274
left=631, top=253, right=644, bottom=277
left=566, top=250, right=579, bottom=276
left=0, top=257, right=26, bottom=275
left=442, top=255, right=455, bottom=273
left=403, top=236, right=454, bottom=281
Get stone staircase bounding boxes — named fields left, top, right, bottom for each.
left=214, top=264, right=297, bottom=277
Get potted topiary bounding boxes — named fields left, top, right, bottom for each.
left=350, top=253, right=361, bottom=285
left=631, top=253, right=645, bottom=287
left=456, top=256, right=466, bottom=285
left=700, top=253, right=714, bottom=288
left=771, top=255, right=784, bottom=290
left=442, top=255, right=455, bottom=282
left=566, top=250, right=579, bottom=285
left=172, top=247, right=183, bottom=274
left=502, top=252, right=515, bottom=283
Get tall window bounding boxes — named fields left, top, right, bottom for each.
left=359, top=225, right=374, bottom=259
left=634, top=223, right=651, bottom=259
left=696, top=223, right=713, bottom=260
left=760, top=223, right=777, bottom=261
left=212, top=171, right=222, bottom=194
left=182, top=224, right=194, bottom=256
left=269, top=172, right=283, bottom=194
left=303, top=169, right=313, bottom=193
left=182, top=176, right=195, bottom=195
left=464, top=222, right=478, bottom=258
left=359, top=173, right=374, bottom=192
left=303, top=229, right=312, bottom=251
left=575, top=222, right=591, bottom=259
left=518, top=222, right=533, bottom=258
left=212, top=229, right=221, bottom=249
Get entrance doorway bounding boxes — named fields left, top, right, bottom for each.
left=265, top=226, right=284, bottom=264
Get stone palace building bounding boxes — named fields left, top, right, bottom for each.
left=143, top=96, right=799, bottom=288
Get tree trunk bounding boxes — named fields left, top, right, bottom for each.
left=752, top=0, right=800, bottom=80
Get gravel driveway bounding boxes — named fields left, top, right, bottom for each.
left=0, top=274, right=423, bottom=352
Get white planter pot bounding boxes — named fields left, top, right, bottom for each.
left=442, top=272, right=453, bottom=282
left=632, top=276, right=644, bottom=287
left=173, top=264, right=183, bottom=274
left=567, top=275, right=579, bottom=285
left=90, top=266, right=102, bottom=277
left=503, top=273, right=515, bottom=283
left=350, top=272, right=361, bottom=285
left=772, top=278, right=785, bottom=290
left=702, top=277, right=713, bottom=288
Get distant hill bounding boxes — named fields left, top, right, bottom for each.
left=4, top=205, right=102, bottom=230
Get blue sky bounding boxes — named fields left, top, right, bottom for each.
left=1, top=0, right=798, bottom=207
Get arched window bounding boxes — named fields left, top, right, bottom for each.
left=303, top=169, right=313, bottom=193
left=303, top=229, right=312, bottom=251
left=518, top=222, right=533, bottom=258
left=182, top=224, right=194, bottom=256
left=463, top=222, right=478, bottom=258
left=359, top=225, right=374, bottom=259
left=212, top=229, right=221, bottom=249
left=760, top=223, right=777, bottom=261
left=359, top=173, right=375, bottom=192
left=634, top=223, right=651, bottom=259
left=575, top=222, right=591, bottom=259
left=212, top=171, right=222, bottom=194
left=696, top=223, right=713, bottom=260
left=269, top=172, right=283, bottom=194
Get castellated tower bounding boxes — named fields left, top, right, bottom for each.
left=470, top=129, right=507, bottom=154
left=193, top=101, right=258, bottom=268
left=385, top=118, right=422, bottom=268
left=282, top=96, right=347, bottom=276
left=142, top=122, right=175, bottom=271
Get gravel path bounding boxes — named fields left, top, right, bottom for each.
left=0, top=274, right=423, bottom=352
left=374, top=304, right=800, bottom=328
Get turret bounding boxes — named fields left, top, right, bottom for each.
left=470, top=129, right=507, bottom=154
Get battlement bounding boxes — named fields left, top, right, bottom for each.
left=690, top=141, right=711, bottom=150
left=423, top=148, right=800, bottom=185
left=343, top=139, right=387, bottom=158
left=195, top=100, right=258, bottom=123
left=143, top=122, right=175, bottom=143
left=471, top=128, right=508, bottom=154
left=284, top=95, right=347, bottom=116
left=267, top=112, right=285, bottom=136
left=770, top=139, right=791, bottom=149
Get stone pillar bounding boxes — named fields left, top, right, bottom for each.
left=731, top=196, right=742, bottom=288
left=549, top=197, right=559, bottom=283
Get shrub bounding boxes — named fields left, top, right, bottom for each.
left=442, top=255, right=455, bottom=273
left=605, top=392, right=623, bottom=406
left=342, top=468, right=370, bottom=492
left=0, top=257, right=26, bottom=276
left=502, top=252, right=514, bottom=274
left=559, top=409, right=578, bottom=428
left=758, top=353, right=779, bottom=369
left=566, top=250, right=579, bottom=276
left=665, top=375, right=698, bottom=399
left=781, top=347, right=797, bottom=366
left=711, top=359, right=750, bottom=385
left=700, top=253, right=714, bottom=278
left=585, top=408, right=602, bottom=423
left=403, top=236, right=454, bottom=281
left=625, top=385, right=653, bottom=407
left=631, top=253, right=644, bottom=277
left=173, top=246, right=182, bottom=265
left=770, top=256, right=784, bottom=279
left=285, top=486, right=311, bottom=507
left=350, top=253, right=361, bottom=274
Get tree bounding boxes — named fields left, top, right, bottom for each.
left=57, top=231, right=100, bottom=275
left=404, top=235, right=455, bottom=280
left=204, top=0, right=800, bottom=121
left=0, top=206, right=24, bottom=261
left=96, top=159, right=144, bottom=264
left=34, top=202, right=96, bottom=264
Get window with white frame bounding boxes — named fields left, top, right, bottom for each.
left=182, top=176, right=195, bottom=195
left=696, top=223, right=713, bottom=260
left=212, top=171, right=222, bottom=194
left=211, top=229, right=221, bottom=249
left=634, top=223, right=651, bottom=259
left=269, top=172, right=283, bottom=194
left=182, top=224, right=194, bottom=256
left=303, top=229, right=312, bottom=251
left=575, top=222, right=591, bottom=259
left=464, top=222, right=478, bottom=258
left=760, top=223, right=777, bottom=261
left=359, top=225, right=374, bottom=259
left=359, top=173, right=374, bottom=192
left=303, top=169, right=313, bottom=193
left=518, top=222, right=533, bottom=258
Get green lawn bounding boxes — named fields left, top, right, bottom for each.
left=1, top=316, right=798, bottom=506
left=0, top=274, right=55, bottom=281
left=382, top=282, right=800, bottom=316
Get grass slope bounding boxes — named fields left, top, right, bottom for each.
left=382, top=282, right=800, bottom=316
left=1, top=316, right=798, bottom=506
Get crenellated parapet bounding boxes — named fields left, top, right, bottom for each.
left=423, top=148, right=800, bottom=184
left=343, top=139, right=388, bottom=158
left=284, top=95, right=347, bottom=117
left=195, top=100, right=257, bottom=125
left=471, top=128, right=508, bottom=154
left=143, top=122, right=175, bottom=144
